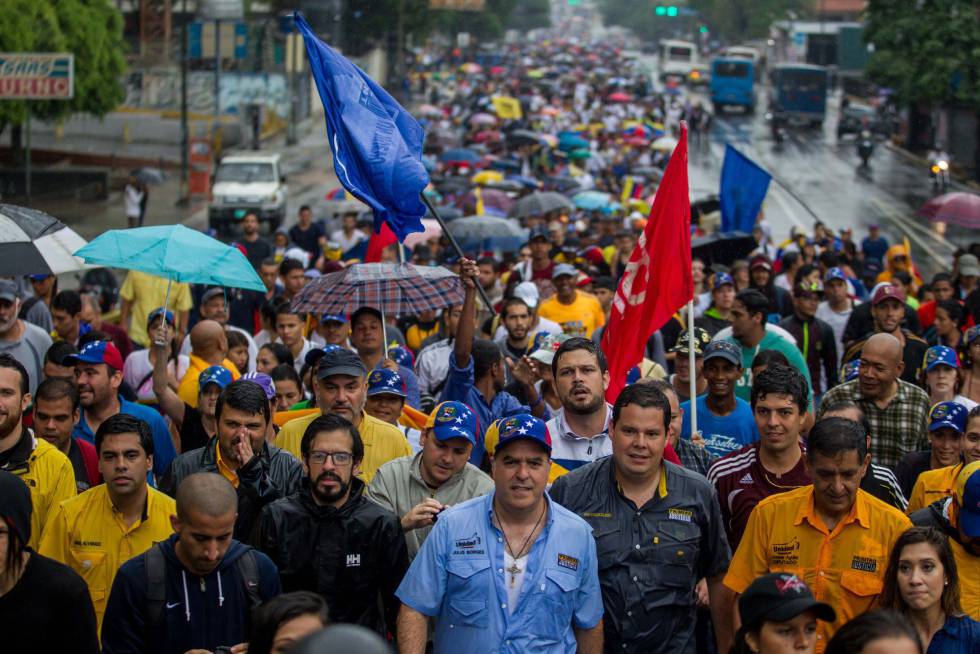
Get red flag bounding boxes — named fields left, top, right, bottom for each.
left=602, top=123, right=693, bottom=402
left=365, top=221, right=398, bottom=263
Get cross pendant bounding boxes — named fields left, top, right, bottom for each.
left=506, top=562, right=522, bottom=587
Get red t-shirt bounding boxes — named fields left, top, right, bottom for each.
left=707, top=441, right=811, bottom=551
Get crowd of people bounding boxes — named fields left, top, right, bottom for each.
left=2, top=29, right=980, bottom=654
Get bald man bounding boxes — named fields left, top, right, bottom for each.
left=819, top=333, right=931, bottom=469
left=177, top=320, right=242, bottom=407
left=101, top=472, right=281, bottom=654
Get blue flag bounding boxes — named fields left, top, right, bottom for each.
left=719, top=145, right=771, bottom=233
left=295, top=12, right=428, bottom=241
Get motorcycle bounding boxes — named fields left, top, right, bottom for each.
left=768, top=112, right=786, bottom=144
left=930, top=158, right=950, bottom=192
left=857, top=130, right=873, bottom=168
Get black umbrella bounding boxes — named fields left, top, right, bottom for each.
left=691, top=231, right=757, bottom=268
left=433, top=176, right=472, bottom=194
left=508, top=192, right=573, bottom=219
left=507, top=129, right=541, bottom=147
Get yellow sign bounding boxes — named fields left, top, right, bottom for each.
left=492, top=96, right=523, bottom=120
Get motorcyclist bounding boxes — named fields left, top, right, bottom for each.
left=857, top=129, right=874, bottom=167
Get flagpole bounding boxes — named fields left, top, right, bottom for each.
left=687, top=299, right=697, bottom=438
left=420, top=192, right=495, bottom=313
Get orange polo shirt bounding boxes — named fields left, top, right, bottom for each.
left=907, top=462, right=963, bottom=513
left=725, top=486, right=912, bottom=653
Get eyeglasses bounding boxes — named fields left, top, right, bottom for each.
left=307, top=451, right=353, bottom=466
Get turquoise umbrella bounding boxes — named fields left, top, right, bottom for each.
left=74, top=225, right=266, bottom=324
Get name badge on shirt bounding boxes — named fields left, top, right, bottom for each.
left=851, top=556, right=878, bottom=573
left=557, top=554, right=579, bottom=571
left=668, top=508, right=693, bottom=523
left=453, top=533, right=485, bottom=556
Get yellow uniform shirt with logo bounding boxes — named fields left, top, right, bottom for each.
left=38, top=484, right=176, bottom=633
left=724, top=485, right=912, bottom=653
left=277, top=410, right=410, bottom=483
left=537, top=292, right=606, bottom=338
left=14, top=436, right=76, bottom=549
left=907, top=462, right=963, bottom=513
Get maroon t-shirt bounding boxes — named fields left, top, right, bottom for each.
left=707, top=441, right=811, bottom=551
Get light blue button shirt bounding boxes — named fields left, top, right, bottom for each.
left=396, top=491, right=603, bottom=654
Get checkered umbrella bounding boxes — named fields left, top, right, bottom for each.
left=290, top=263, right=464, bottom=317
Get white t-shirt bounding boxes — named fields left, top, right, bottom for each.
left=123, top=350, right=190, bottom=402
left=503, top=551, right=529, bottom=615
left=816, top=300, right=857, bottom=369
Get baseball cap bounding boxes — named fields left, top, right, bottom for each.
left=366, top=369, right=407, bottom=398
left=495, top=413, right=552, bottom=454
left=551, top=263, right=578, bottom=280
left=29, top=274, right=51, bottom=282
left=513, top=282, right=540, bottom=309
left=871, top=284, right=905, bottom=306
left=350, top=306, right=383, bottom=325
left=320, top=313, right=347, bottom=324
left=842, top=359, right=861, bottom=382
left=65, top=340, right=124, bottom=371
left=793, top=280, right=823, bottom=297
left=738, top=573, right=836, bottom=632
left=388, top=345, right=415, bottom=370
left=928, top=401, right=968, bottom=433
left=954, top=460, right=980, bottom=537
left=965, top=325, right=980, bottom=346
left=315, top=348, right=367, bottom=379
left=958, top=254, right=980, bottom=277
left=749, top=255, right=772, bottom=271
left=305, top=344, right=343, bottom=368
left=824, top=267, right=847, bottom=283
left=241, top=371, right=276, bottom=400
left=200, top=287, right=225, bottom=304
left=198, top=366, right=233, bottom=392
left=924, top=345, right=959, bottom=372
left=0, top=279, right=18, bottom=302
left=304, top=269, right=321, bottom=279
left=702, top=340, right=741, bottom=367
left=147, top=307, right=175, bottom=327
left=528, top=333, right=572, bottom=366
left=424, top=401, right=477, bottom=446
left=711, top=272, right=734, bottom=289
left=528, top=224, right=552, bottom=242
left=670, top=327, right=711, bottom=356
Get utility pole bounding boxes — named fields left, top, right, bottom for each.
left=178, top=0, right=189, bottom=206
left=396, top=0, right=405, bottom=100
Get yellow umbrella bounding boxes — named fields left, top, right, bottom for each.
left=628, top=198, right=651, bottom=215
left=472, top=170, right=503, bottom=185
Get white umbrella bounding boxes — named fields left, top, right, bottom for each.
left=652, top=136, right=679, bottom=152
left=0, top=204, right=90, bottom=275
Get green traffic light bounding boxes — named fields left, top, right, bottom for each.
left=699, top=25, right=708, bottom=33
left=666, top=6, right=678, bottom=17
left=655, top=6, right=666, bottom=15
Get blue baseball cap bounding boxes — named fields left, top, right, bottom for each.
left=320, top=313, right=347, bottom=324
left=29, top=274, right=52, bottom=281
left=367, top=369, right=407, bottom=398
left=425, top=401, right=477, bottom=446
left=198, top=366, right=233, bottom=391
left=305, top=344, right=343, bottom=368
left=955, top=461, right=980, bottom=537
left=495, top=413, right=552, bottom=454
left=824, top=267, right=847, bottom=283
left=147, top=307, right=175, bottom=327
left=65, top=340, right=124, bottom=370
left=842, top=359, right=861, bottom=382
left=241, top=371, right=276, bottom=400
left=924, top=345, right=959, bottom=372
left=712, top=272, right=734, bottom=289
left=928, top=401, right=968, bottom=433
left=703, top=340, right=742, bottom=367
left=388, top=346, right=414, bottom=370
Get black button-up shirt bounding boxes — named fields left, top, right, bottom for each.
left=550, top=457, right=731, bottom=653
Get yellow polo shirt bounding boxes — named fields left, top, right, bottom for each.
left=907, top=463, right=963, bottom=514
left=725, top=486, right=912, bottom=653
left=38, top=485, right=176, bottom=633
left=177, top=354, right=241, bottom=408
left=277, top=410, right=410, bottom=483
left=119, top=270, right=193, bottom=347
left=215, top=441, right=241, bottom=488
left=538, top=291, right=605, bottom=338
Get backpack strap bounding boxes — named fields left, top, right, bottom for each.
left=236, top=549, right=262, bottom=609
left=17, top=296, right=41, bottom=320
left=144, top=543, right=167, bottom=629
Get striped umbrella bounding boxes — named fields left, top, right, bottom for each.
left=0, top=204, right=89, bottom=275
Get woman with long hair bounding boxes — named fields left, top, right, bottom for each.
left=249, top=591, right=329, bottom=654
left=256, top=342, right=295, bottom=375
left=957, top=326, right=980, bottom=405
left=825, top=610, right=922, bottom=654
left=880, top=526, right=980, bottom=653
left=729, top=572, right=835, bottom=654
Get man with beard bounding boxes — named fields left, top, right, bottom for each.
left=277, top=348, right=411, bottom=482
left=239, top=212, right=273, bottom=269
left=500, top=297, right=534, bottom=362
left=33, top=378, right=98, bottom=492
left=350, top=306, right=421, bottom=409
left=842, top=284, right=929, bottom=385
left=0, top=353, right=75, bottom=548
left=39, top=414, right=176, bottom=633
left=259, top=414, right=409, bottom=635
left=367, top=401, right=494, bottom=559
left=161, top=379, right=302, bottom=539
left=0, top=279, right=52, bottom=394
left=68, top=340, right=176, bottom=482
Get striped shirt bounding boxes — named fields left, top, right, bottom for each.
left=707, top=441, right=811, bottom=550
left=546, top=404, right=613, bottom=476
left=860, top=462, right=908, bottom=512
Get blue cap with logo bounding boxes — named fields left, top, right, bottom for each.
left=424, top=401, right=477, bottom=446
left=712, top=272, right=734, bottom=288
left=955, top=461, right=980, bottom=537
left=842, top=359, right=861, bottom=382
left=241, top=372, right=276, bottom=400
left=824, top=267, right=847, bottom=283
left=367, top=369, right=407, bottom=398
left=199, top=365, right=233, bottom=391
left=388, top=346, right=415, bottom=370
left=703, top=340, right=742, bottom=367
left=305, top=344, right=343, bottom=368
left=495, top=413, right=552, bottom=454
left=924, top=345, right=959, bottom=372
left=320, top=313, right=347, bottom=324
left=147, top=307, right=176, bottom=327
left=928, top=401, right=968, bottom=433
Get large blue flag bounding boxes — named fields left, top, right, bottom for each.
left=295, top=12, right=427, bottom=241
left=719, top=145, right=771, bottom=233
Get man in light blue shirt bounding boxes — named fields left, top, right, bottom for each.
left=395, top=413, right=604, bottom=654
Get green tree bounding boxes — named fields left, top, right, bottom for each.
left=507, top=0, right=551, bottom=32
left=864, top=0, right=979, bottom=107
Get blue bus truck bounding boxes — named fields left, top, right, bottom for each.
left=768, top=63, right=828, bottom=127
left=710, top=58, right=755, bottom=112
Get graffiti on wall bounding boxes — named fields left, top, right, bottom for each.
left=123, top=70, right=289, bottom=118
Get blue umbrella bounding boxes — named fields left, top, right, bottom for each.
left=558, top=135, right=590, bottom=152
left=74, top=224, right=266, bottom=292
left=439, top=148, right=480, bottom=163
left=573, top=191, right=615, bottom=211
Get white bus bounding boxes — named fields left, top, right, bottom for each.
left=658, top=39, right=699, bottom=80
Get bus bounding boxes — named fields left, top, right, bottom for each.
left=658, top=39, right=698, bottom=80
left=710, top=58, right=755, bottom=112
left=769, top=64, right=828, bottom=127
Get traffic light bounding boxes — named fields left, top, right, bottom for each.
left=699, top=24, right=709, bottom=33
left=655, top=5, right=678, bottom=17
left=655, top=6, right=666, bottom=15
left=667, top=6, right=678, bottom=16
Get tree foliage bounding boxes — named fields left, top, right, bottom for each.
left=0, top=0, right=126, bottom=127
left=864, top=0, right=980, bottom=107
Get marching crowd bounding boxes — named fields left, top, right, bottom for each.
left=3, top=32, right=980, bottom=654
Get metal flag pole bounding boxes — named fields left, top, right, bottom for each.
left=419, top=192, right=495, bottom=312
left=687, top=298, right=697, bottom=437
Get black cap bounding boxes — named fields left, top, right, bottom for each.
left=528, top=224, right=551, bottom=242
left=290, top=625, right=392, bottom=654
left=316, top=348, right=367, bottom=380
left=738, top=573, right=836, bottom=631
left=0, top=469, right=32, bottom=547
